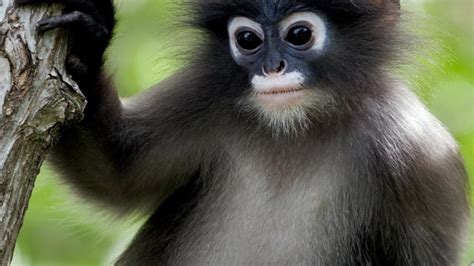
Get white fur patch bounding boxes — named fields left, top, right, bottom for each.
left=240, top=73, right=336, bottom=136
left=251, top=71, right=305, bottom=93
left=251, top=100, right=313, bottom=136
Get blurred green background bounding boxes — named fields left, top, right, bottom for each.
left=12, top=0, right=473, bottom=265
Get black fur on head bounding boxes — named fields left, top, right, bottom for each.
left=185, top=0, right=405, bottom=94
left=190, top=0, right=400, bottom=35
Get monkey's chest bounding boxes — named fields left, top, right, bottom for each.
left=168, top=158, right=331, bottom=265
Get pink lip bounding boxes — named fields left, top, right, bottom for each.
left=256, top=87, right=305, bottom=106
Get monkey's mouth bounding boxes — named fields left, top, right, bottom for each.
left=256, top=86, right=305, bottom=106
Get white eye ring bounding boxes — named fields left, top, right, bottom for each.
left=228, top=17, right=264, bottom=58
left=280, top=12, right=327, bottom=51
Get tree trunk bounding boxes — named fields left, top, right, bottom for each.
left=0, top=1, right=85, bottom=264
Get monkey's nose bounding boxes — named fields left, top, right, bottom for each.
left=263, top=60, right=287, bottom=76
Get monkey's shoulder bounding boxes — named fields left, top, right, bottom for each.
left=356, top=88, right=464, bottom=180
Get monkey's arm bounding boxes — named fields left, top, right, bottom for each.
left=16, top=0, right=207, bottom=212
left=368, top=151, right=468, bottom=265
left=50, top=70, right=209, bottom=212
left=358, top=91, right=469, bottom=265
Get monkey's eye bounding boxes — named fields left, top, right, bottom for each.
left=236, top=30, right=263, bottom=51
left=285, top=25, right=313, bottom=49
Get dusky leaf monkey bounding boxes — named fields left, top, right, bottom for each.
left=16, top=0, right=469, bottom=264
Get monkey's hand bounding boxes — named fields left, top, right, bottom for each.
left=15, top=0, right=115, bottom=88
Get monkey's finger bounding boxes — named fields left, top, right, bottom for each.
left=37, top=11, right=108, bottom=37
left=37, top=12, right=79, bottom=32
left=37, top=11, right=89, bottom=31
left=65, top=54, right=89, bottom=79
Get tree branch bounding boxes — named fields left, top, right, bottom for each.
left=0, top=1, right=85, bottom=264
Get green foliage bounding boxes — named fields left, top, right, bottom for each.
left=13, top=0, right=473, bottom=264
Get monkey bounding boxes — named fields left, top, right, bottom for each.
left=15, top=0, right=469, bottom=265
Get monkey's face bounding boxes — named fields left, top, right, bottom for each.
left=194, top=0, right=401, bottom=133
left=228, top=12, right=326, bottom=106
left=227, top=12, right=332, bottom=132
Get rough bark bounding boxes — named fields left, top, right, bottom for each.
left=0, top=1, right=85, bottom=264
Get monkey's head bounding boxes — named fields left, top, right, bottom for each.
left=192, top=0, right=403, bottom=134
